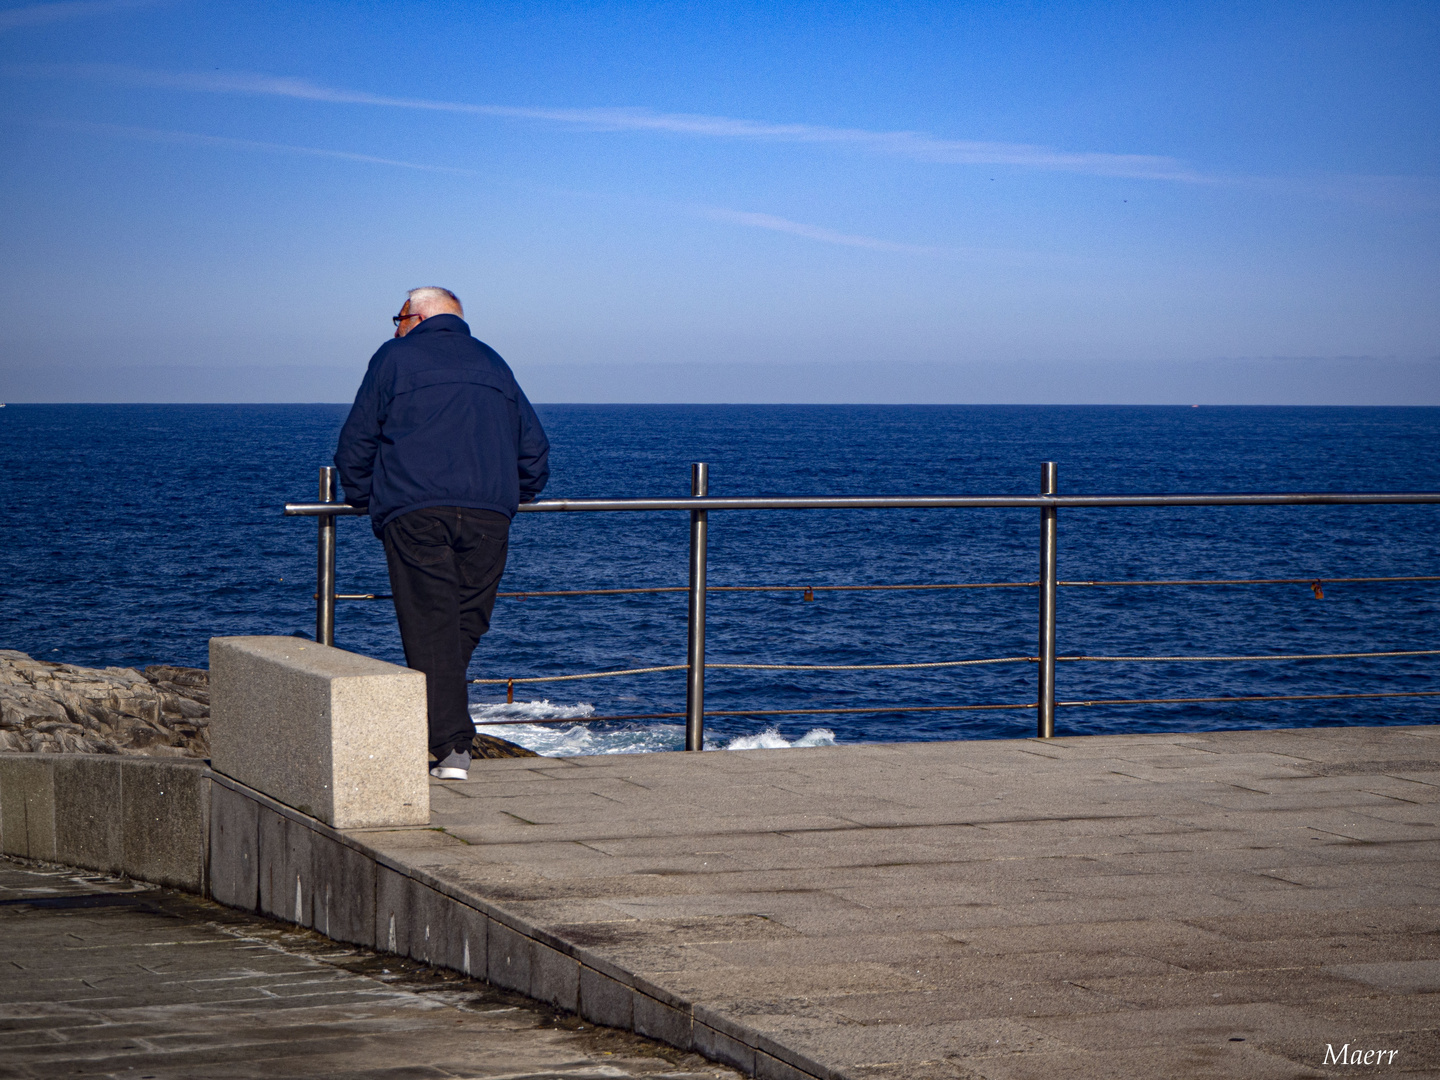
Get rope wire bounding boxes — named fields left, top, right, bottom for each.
left=471, top=703, right=1037, bottom=726
left=1059, top=649, right=1440, bottom=663
left=494, top=581, right=1037, bottom=598
left=1058, top=690, right=1440, bottom=707
left=474, top=648, right=1437, bottom=685
left=473, top=664, right=687, bottom=685
left=472, top=656, right=1036, bottom=684
left=1058, top=574, right=1440, bottom=588
left=706, top=656, right=1034, bottom=672
left=336, top=573, right=1440, bottom=602
left=469, top=689, right=1440, bottom=727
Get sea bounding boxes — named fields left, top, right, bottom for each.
left=2, top=404, right=1437, bottom=756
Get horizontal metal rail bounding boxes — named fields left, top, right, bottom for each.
left=285, top=491, right=1440, bottom=517
left=290, top=467, right=1440, bottom=744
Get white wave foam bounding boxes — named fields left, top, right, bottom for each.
left=472, top=699, right=596, bottom=722
left=471, top=701, right=837, bottom=757
left=471, top=699, right=681, bottom=756
left=719, top=727, right=837, bottom=751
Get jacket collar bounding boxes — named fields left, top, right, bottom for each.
left=406, top=313, right=470, bottom=337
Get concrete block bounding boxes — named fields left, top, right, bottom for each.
left=488, top=919, right=535, bottom=994
left=308, top=831, right=376, bottom=948
left=0, top=756, right=55, bottom=860
left=579, top=965, right=634, bottom=1030
left=209, top=636, right=427, bottom=828
left=532, top=942, right=580, bottom=1013
left=53, top=756, right=123, bottom=874
left=634, top=992, right=691, bottom=1050
left=209, top=782, right=259, bottom=910
left=692, top=1021, right=756, bottom=1075
left=119, top=759, right=209, bottom=891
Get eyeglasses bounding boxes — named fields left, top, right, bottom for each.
left=392, top=311, right=423, bottom=326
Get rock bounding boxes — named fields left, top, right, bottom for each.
left=471, top=731, right=540, bottom=758
left=1, top=652, right=543, bottom=762
left=0, top=651, right=211, bottom=759
left=145, top=664, right=208, bottom=685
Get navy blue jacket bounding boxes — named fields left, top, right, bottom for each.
left=334, top=315, right=549, bottom=534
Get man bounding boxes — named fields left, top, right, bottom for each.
left=334, top=287, right=549, bottom=780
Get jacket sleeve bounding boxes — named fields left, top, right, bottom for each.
left=514, top=387, right=550, bottom=503
left=333, top=351, right=386, bottom=508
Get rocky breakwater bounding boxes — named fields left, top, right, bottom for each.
left=0, top=650, right=210, bottom=758
left=0, top=649, right=538, bottom=760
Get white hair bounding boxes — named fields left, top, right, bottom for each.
left=406, top=286, right=463, bottom=318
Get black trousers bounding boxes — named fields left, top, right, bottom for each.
left=381, top=507, right=510, bottom=759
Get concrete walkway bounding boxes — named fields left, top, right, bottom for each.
left=357, top=725, right=1440, bottom=1079
left=0, top=859, right=738, bottom=1080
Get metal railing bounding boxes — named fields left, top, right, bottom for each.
left=285, top=464, right=1440, bottom=749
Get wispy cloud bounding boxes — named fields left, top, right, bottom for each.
left=3, top=62, right=1213, bottom=183
left=0, top=0, right=158, bottom=32
left=42, top=117, right=937, bottom=253
left=35, top=117, right=477, bottom=174
left=701, top=207, right=943, bottom=254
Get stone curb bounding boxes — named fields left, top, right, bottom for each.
left=0, top=753, right=840, bottom=1080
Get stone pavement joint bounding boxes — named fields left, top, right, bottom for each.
left=386, top=725, right=1440, bottom=1079
left=4, top=724, right=1438, bottom=1079
left=0, top=858, right=740, bottom=1080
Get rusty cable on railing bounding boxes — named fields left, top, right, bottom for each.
left=472, top=655, right=1038, bottom=685
left=469, top=688, right=1440, bottom=726
left=1059, top=574, right=1440, bottom=587
left=475, top=656, right=1040, bottom=703
left=474, top=647, right=1439, bottom=688
left=495, top=581, right=1039, bottom=599
left=471, top=702, right=1039, bottom=726
left=1058, top=649, right=1440, bottom=663
left=473, top=649, right=1440, bottom=707
left=1057, top=690, right=1440, bottom=708
left=328, top=573, right=1440, bottom=602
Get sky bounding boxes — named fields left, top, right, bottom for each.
left=1, top=0, right=1437, bottom=403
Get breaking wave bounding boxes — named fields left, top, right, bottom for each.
left=718, top=726, right=836, bottom=750
left=471, top=701, right=837, bottom=757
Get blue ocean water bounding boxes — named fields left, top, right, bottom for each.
left=2, top=404, right=1437, bottom=753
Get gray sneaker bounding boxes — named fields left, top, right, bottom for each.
left=429, top=748, right=470, bottom=780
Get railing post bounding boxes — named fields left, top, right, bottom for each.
left=316, top=466, right=337, bottom=647
left=685, top=463, right=709, bottom=751
left=1037, top=462, right=1058, bottom=737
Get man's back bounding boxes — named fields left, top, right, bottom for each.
left=334, top=313, right=549, bottom=532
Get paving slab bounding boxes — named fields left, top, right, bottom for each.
left=359, top=726, right=1440, bottom=1079
left=0, top=857, right=739, bottom=1080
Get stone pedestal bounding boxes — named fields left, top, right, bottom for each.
left=209, top=637, right=428, bottom=828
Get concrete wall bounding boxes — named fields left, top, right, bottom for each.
left=0, top=754, right=210, bottom=891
